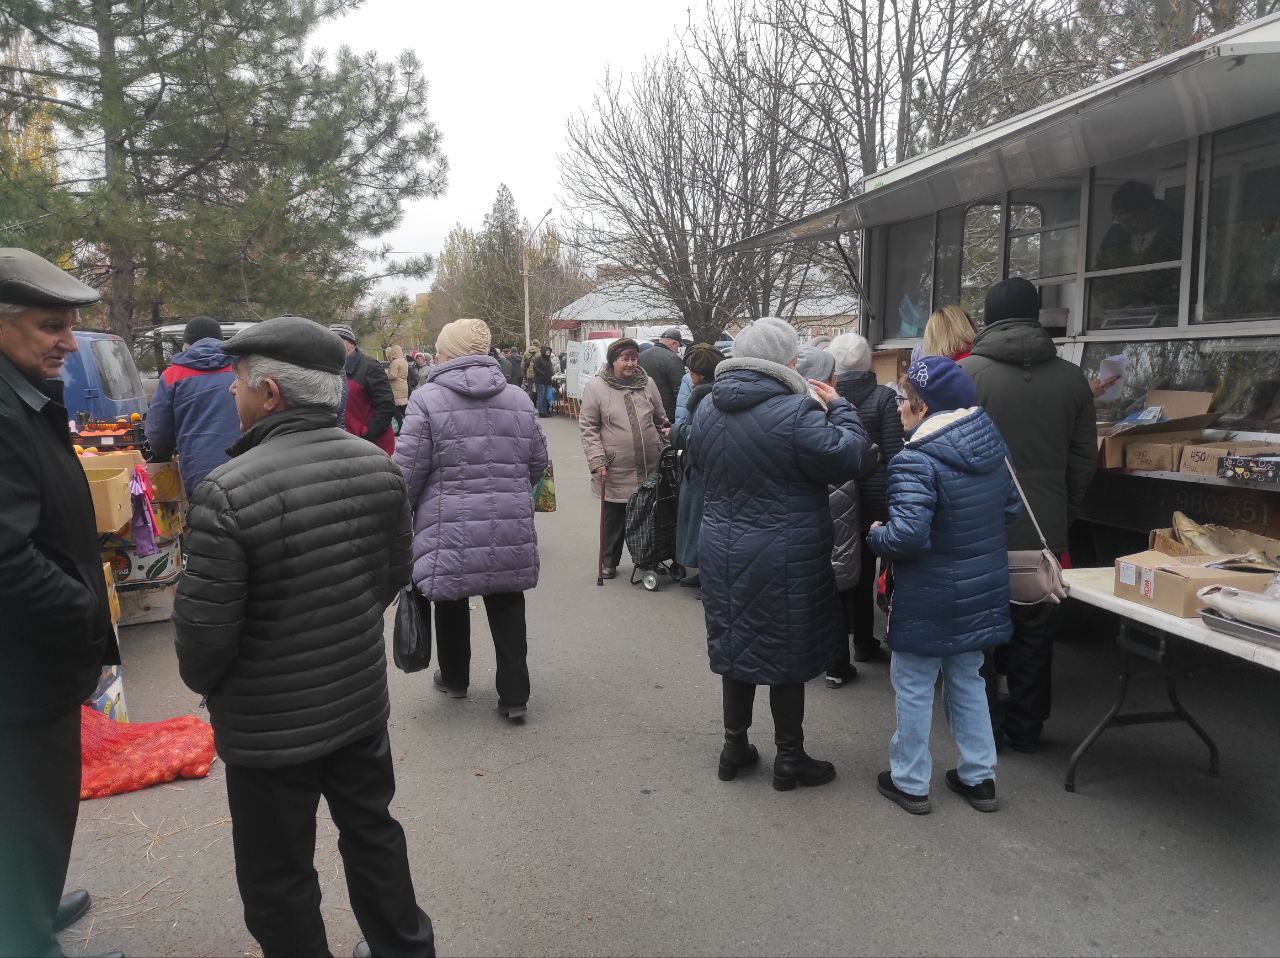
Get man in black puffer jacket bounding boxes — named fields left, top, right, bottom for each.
left=174, top=315, right=434, bottom=958
left=961, top=277, right=1097, bottom=752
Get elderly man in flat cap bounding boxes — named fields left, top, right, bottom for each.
left=0, top=249, right=121, bottom=957
left=174, top=315, right=434, bottom=958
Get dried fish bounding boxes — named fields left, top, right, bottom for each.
left=1199, top=584, right=1280, bottom=632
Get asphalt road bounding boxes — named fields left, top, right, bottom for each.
left=64, top=414, right=1280, bottom=957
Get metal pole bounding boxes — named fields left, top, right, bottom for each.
left=523, top=240, right=531, bottom=352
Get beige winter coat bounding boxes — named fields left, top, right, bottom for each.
left=579, top=367, right=669, bottom=503
left=386, top=345, right=409, bottom=405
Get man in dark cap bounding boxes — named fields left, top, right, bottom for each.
left=638, top=326, right=687, bottom=420
left=145, top=315, right=241, bottom=497
left=174, top=315, right=435, bottom=958
left=0, top=248, right=119, bottom=955
left=960, top=277, right=1096, bottom=753
left=329, top=322, right=395, bottom=454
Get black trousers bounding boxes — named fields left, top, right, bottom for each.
left=986, top=601, right=1058, bottom=745
left=0, top=708, right=81, bottom=958
left=393, top=404, right=408, bottom=431
left=224, top=728, right=434, bottom=958
left=600, top=500, right=627, bottom=569
left=434, top=592, right=530, bottom=707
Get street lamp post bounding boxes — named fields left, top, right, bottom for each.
left=522, top=207, right=554, bottom=352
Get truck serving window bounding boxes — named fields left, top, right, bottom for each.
left=91, top=338, right=144, bottom=401
left=882, top=215, right=934, bottom=340
left=1199, top=114, right=1280, bottom=324
left=1087, top=142, right=1187, bottom=331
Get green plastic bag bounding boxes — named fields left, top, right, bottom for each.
left=533, top=461, right=556, bottom=513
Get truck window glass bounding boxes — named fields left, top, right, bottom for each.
left=1087, top=141, right=1186, bottom=331
left=882, top=214, right=934, bottom=340
left=1082, top=336, right=1280, bottom=430
left=1199, top=113, right=1280, bottom=324
left=1008, top=178, right=1080, bottom=281
left=91, top=338, right=144, bottom=401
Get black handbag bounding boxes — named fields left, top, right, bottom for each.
left=392, top=586, right=432, bottom=673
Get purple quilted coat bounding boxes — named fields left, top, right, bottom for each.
left=393, top=354, right=550, bottom=601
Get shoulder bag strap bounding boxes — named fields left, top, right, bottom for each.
left=1004, top=457, right=1054, bottom=554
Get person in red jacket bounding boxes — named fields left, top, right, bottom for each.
left=329, top=323, right=395, bottom=454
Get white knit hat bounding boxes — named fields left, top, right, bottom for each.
left=733, top=317, right=799, bottom=366
left=829, top=333, right=873, bottom=373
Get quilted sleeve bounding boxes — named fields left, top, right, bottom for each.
left=795, top=398, right=875, bottom=486
left=173, top=480, right=247, bottom=695
left=392, top=392, right=434, bottom=504
left=867, top=451, right=937, bottom=561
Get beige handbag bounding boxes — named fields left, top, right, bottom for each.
left=1005, top=458, right=1067, bottom=605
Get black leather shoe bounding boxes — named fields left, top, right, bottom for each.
left=853, top=642, right=887, bottom=663
left=945, top=769, right=999, bottom=812
left=432, top=670, right=467, bottom=699
left=601, top=566, right=617, bottom=580
left=497, top=702, right=528, bottom=721
left=773, top=749, right=835, bottom=790
left=54, top=889, right=91, bottom=932
left=877, top=770, right=931, bottom=814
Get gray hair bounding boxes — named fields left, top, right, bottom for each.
left=0, top=302, right=27, bottom=317
left=239, top=354, right=343, bottom=411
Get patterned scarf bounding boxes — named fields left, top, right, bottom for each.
left=598, top=364, right=650, bottom=391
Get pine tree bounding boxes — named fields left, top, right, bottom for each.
left=0, top=1, right=447, bottom=337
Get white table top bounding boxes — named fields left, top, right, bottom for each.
left=1062, top=567, right=1280, bottom=672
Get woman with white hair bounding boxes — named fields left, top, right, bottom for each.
left=827, top=333, right=904, bottom=672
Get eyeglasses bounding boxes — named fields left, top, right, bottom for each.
left=894, top=394, right=909, bottom=405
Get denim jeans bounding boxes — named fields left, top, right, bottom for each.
left=536, top=384, right=555, bottom=415
left=889, top=648, right=996, bottom=796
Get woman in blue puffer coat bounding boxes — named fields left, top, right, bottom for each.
left=868, top=356, right=1021, bottom=816
left=686, top=318, right=877, bottom=792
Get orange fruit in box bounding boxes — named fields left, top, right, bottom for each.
left=130, top=413, right=141, bottom=422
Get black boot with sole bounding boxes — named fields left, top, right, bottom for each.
left=718, top=676, right=760, bottom=780
left=770, top=683, right=835, bottom=790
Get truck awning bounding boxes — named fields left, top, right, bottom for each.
left=718, top=12, right=1280, bottom=255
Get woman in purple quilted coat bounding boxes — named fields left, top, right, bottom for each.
left=393, top=318, right=549, bottom=721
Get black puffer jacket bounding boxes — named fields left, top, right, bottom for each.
left=174, top=405, right=411, bottom=767
left=961, top=319, right=1096, bottom=552
left=0, top=357, right=116, bottom=722
left=835, top=370, right=903, bottom=524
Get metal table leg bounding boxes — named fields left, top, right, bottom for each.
left=1064, top=622, right=1220, bottom=792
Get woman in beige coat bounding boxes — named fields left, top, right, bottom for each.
left=579, top=337, right=669, bottom=579
left=386, top=344, right=410, bottom=431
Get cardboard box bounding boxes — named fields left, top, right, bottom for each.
left=84, top=467, right=132, bottom=534
left=101, top=561, right=121, bottom=626
left=100, top=500, right=185, bottom=548
left=1113, top=550, right=1273, bottom=617
left=872, top=348, right=913, bottom=388
left=1125, top=440, right=1187, bottom=472
left=1148, top=528, right=1200, bottom=558
left=77, top=449, right=143, bottom=471
left=1219, top=453, right=1280, bottom=484
left=146, top=461, right=185, bottom=502
left=1100, top=390, right=1216, bottom=470
left=118, top=580, right=178, bottom=626
left=102, top=537, right=182, bottom=586
left=1180, top=442, right=1280, bottom=477
left=86, top=663, right=128, bottom=721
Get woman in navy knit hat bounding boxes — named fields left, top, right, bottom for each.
left=867, top=356, right=1022, bottom=816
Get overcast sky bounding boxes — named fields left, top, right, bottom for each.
left=309, top=0, right=705, bottom=297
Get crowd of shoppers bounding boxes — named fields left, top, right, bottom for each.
left=3, top=243, right=1098, bottom=955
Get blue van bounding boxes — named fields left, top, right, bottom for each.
left=59, top=331, right=149, bottom=421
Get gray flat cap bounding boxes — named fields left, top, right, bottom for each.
left=223, top=315, right=346, bottom=374
left=0, top=248, right=100, bottom=308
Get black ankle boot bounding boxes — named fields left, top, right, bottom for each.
left=770, top=683, right=835, bottom=791
left=719, top=676, right=759, bottom=781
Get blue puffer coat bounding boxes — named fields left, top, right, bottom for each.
left=145, top=337, right=241, bottom=497
left=868, top=407, right=1022, bottom=657
left=687, top=358, right=876, bottom=685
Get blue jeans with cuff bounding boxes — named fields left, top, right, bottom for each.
left=889, top=648, right=996, bottom=796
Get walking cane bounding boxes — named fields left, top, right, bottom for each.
left=596, top=467, right=607, bottom=587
